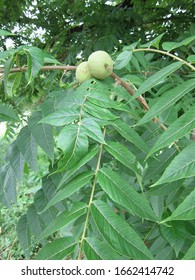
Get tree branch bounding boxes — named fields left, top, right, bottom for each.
left=0, top=65, right=77, bottom=73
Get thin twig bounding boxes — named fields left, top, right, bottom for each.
left=0, top=65, right=77, bottom=73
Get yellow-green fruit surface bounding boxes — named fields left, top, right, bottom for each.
left=76, top=61, right=92, bottom=83
left=88, top=51, right=113, bottom=80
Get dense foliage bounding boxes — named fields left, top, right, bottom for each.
left=0, top=0, right=195, bottom=260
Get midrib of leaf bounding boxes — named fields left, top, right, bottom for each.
left=77, top=127, right=106, bottom=259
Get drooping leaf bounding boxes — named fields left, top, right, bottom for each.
left=16, top=215, right=31, bottom=258
left=90, top=200, right=153, bottom=260
left=162, top=189, right=195, bottom=222
left=35, top=237, right=77, bottom=260
left=39, top=109, right=80, bottom=126
left=6, top=141, right=25, bottom=180
left=57, top=123, right=88, bottom=171
left=148, top=107, right=195, bottom=156
left=24, top=46, right=44, bottom=83
left=97, top=168, right=157, bottom=221
left=37, top=202, right=87, bottom=241
left=28, top=111, right=54, bottom=161
left=5, top=72, right=22, bottom=97
left=16, top=126, right=37, bottom=170
left=112, top=119, right=149, bottom=153
left=160, top=221, right=186, bottom=257
left=182, top=241, right=195, bottom=260
left=4, top=56, right=16, bottom=96
left=0, top=164, right=17, bottom=206
left=151, top=142, right=195, bottom=186
left=42, top=171, right=94, bottom=212
left=26, top=205, right=43, bottom=239
left=130, top=62, right=183, bottom=101
left=83, top=237, right=124, bottom=260
left=137, top=79, right=195, bottom=125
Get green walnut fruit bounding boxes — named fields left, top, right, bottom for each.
left=76, top=61, right=92, bottom=83
left=88, top=50, right=113, bottom=80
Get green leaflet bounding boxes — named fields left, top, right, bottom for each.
left=28, top=111, right=54, bottom=161
left=182, top=241, right=195, bottom=260
left=91, top=200, right=153, bottom=260
left=104, top=141, right=140, bottom=174
left=83, top=101, right=118, bottom=120
left=141, top=33, right=165, bottom=49
left=39, top=108, right=80, bottom=126
left=35, top=237, right=77, bottom=260
left=5, top=72, right=22, bottom=97
left=114, top=50, right=132, bottom=69
left=97, top=168, right=157, bottom=221
left=36, top=202, right=87, bottom=241
left=151, top=142, right=195, bottom=186
left=16, top=215, right=31, bottom=259
left=16, top=126, right=37, bottom=170
left=57, top=145, right=99, bottom=184
left=148, top=106, right=195, bottom=156
left=130, top=61, right=183, bottom=101
left=162, top=189, right=195, bottom=222
left=0, top=103, right=20, bottom=122
left=24, top=46, right=44, bottom=84
left=57, top=123, right=89, bottom=171
left=160, top=221, right=186, bottom=257
left=26, top=205, right=43, bottom=239
left=162, top=35, right=195, bottom=51
left=112, top=119, right=149, bottom=153
left=137, top=79, right=195, bottom=125
left=41, top=171, right=94, bottom=212
left=83, top=237, right=124, bottom=260
left=82, top=118, right=105, bottom=143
